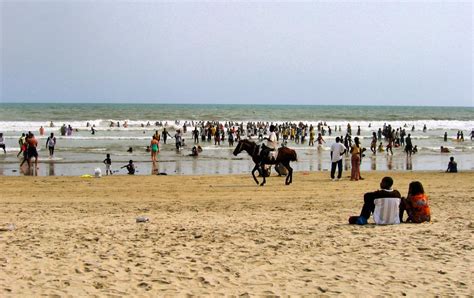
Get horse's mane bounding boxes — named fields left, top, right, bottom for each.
left=240, top=138, right=254, bottom=144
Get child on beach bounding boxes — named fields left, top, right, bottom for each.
left=103, top=154, right=113, bottom=175
left=121, top=160, right=135, bottom=175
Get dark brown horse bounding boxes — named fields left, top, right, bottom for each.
left=233, top=139, right=297, bottom=186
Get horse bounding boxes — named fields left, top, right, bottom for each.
left=233, top=139, right=297, bottom=186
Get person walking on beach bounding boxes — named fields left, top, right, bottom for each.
left=174, top=129, right=183, bottom=150
left=316, top=133, right=325, bottom=146
left=46, top=133, right=56, bottom=158
left=103, top=153, right=113, bottom=175
left=150, top=136, right=159, bottom=164
left=162, top=128, right=172, bottom=144
left=350, top=137, right=363, bottom=181
left=0, top=133, right=6, bottom=154
left=330, top=137, right=346, bottom=181
left=16, top=133, right=26, bottom=157
left=370, top=132, right=377, bottom=154
left=27, top=133, right=39, bottom=169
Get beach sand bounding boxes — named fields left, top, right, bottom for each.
left=0, top=171, right=472, bottom=296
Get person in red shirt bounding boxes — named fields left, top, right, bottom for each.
left=399, top=181, right=431, bottom=223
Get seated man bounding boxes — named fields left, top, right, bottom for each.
left=260, top=125, right=278, bottom=163
left=349, top=176, right=401, bottom=225
left=446, top=156, right=457, bottom=173
left=121, top=160, right=135, bottom=175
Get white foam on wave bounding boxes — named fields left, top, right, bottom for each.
left=1, top=119, right=473, bottom=133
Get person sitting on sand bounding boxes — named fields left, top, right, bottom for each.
left=440, top=146, right=450, bottom=153
left=121, top=160, right=135, bottom=175
left=349, top=176, right=401, bottom=225
left=399, top=181, right=430, bottom=223
left=446, top=156, right=457, bottom=173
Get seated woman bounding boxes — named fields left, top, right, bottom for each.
left=399, top=181, right=431, bottom=223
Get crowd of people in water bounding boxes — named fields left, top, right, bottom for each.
left=1, top=119, right=472, bottom=176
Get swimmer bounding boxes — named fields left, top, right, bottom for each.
left=440, top=146, right=450, bottom=153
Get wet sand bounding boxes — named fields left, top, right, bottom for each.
left=0, top=171, right=472, bottom=295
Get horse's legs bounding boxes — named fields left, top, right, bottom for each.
left=251, top=165, right=259, bottom=185
left=283, top=162, right=293, bottom=185
left=260, top=163, right=266, bottom=186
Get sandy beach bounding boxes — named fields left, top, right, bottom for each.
left=0, top=171, right=472, bottom=296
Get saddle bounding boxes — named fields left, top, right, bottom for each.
left=259, top=144, right=277, bottom=161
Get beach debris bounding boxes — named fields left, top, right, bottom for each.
left=136, top=216, right=149, bottom=223
left=0, top=224, right=15, bottom=232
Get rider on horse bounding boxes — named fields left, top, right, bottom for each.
left=260, top=124, right=278, bottom=164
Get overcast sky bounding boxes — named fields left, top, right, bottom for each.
left=1, top=1, right=472, bottom=106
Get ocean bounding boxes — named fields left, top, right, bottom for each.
left=1, top=103, right=473, bottom=176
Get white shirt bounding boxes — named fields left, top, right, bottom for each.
left=267, top=132, right=277, bottom=149
left=330, top=142, right=345, bottom=162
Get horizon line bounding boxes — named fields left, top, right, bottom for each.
left=1, top=101, right=472, bottom=108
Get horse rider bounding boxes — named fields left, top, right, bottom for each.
left=260, top=124, right=278, bottom=164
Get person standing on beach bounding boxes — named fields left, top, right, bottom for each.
left=60, top=124, right=67, bottom=136
left=174, top=129, right=183, bottom=150
left=405, top=134, right=413, bottom=156
left=39, top=126, right=44, bottom=136
left=150, top=136, right=159, bottom=164
left=330, top=137, right=346, bottom=181
left=350, top=137, right=363, bottom=181
left=103, top=153, right=113, bottom=175
left=370, top=132, right=377, bottom=154
left=16, top=133, right=26, bottom=157
left=316, top=133, right=325, bottom=146
left=46, top=133, right=56, bottom=158
left=0, top=133, right=6, bottom=154
left=192, top=127, right=199, bottom=144
left=27, top=133, right=39, bottom=169
left=162, top=128, right=172, bottom=144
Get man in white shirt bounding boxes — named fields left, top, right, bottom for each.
left=330, top=137, right=346, bottom=180
left=260, top=125, right=278, bottom=163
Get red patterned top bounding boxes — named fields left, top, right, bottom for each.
left=407, top=194, right=431, bottom=223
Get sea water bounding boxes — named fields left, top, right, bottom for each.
left=0, top=103, right=473, bottom=176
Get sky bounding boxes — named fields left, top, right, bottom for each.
left=1, top=1, right=472, bottom=106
